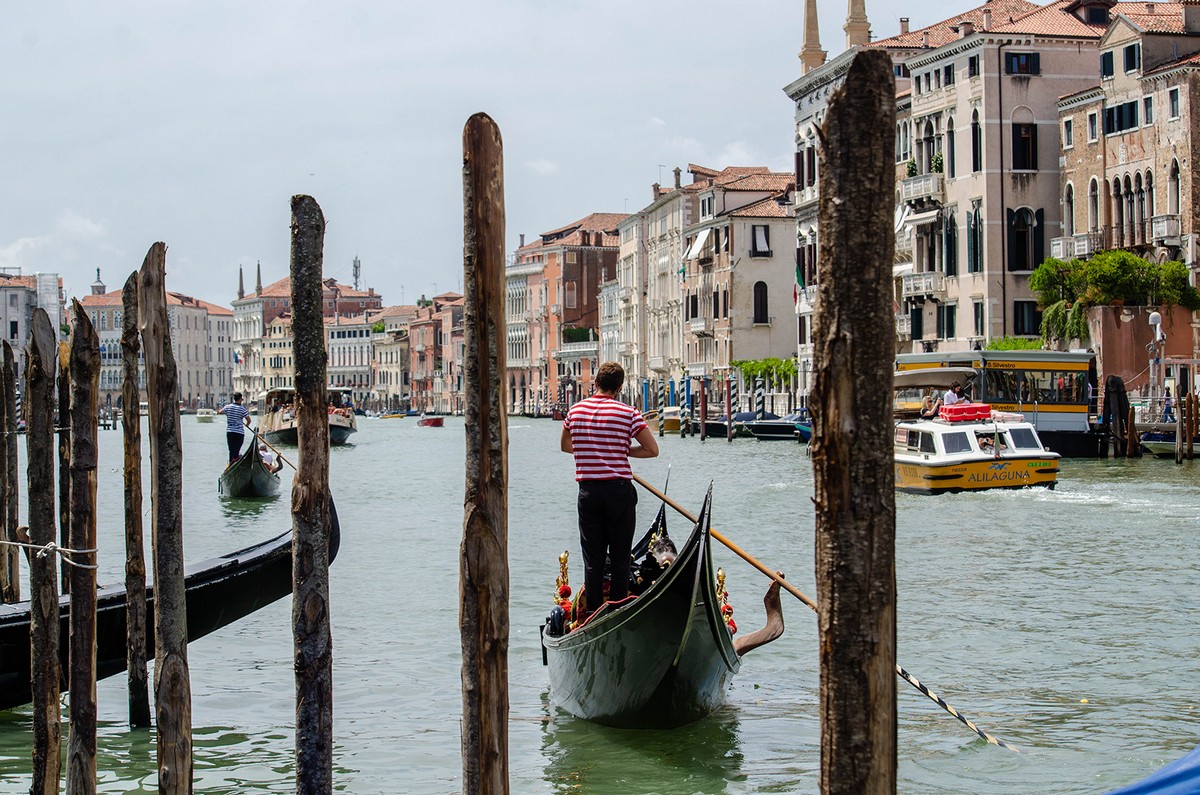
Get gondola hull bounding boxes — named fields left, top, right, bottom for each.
left=218, top=445, right=281, bottom=498
left=0, top=503, right=340, bottom=712
left=543, top=491, right=738, bottom=728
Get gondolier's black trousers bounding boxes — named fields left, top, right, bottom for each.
left=577, top=478, right=638, bottom=611
left=227, top=431, right=245, bottom=463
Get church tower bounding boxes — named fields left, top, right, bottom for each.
left=237, top=264, right=245, bottom=300
left=844, top=0, right=871, bottom=48
left=90, top=268, right=105, bottom=296
left=255, top=260, right=263, bottom=296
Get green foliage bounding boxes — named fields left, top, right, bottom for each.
left=1038, top=300, right=1089, bottom=344
left=905, top=159, right=917, bottom=178
left=371, top=320, right=385, bottom=333
left=561, top=326, right=593, bottom=343
left=730, top=357, right=798, bottom=385
left=986, top=336, right=1045, bottom=351
left=931, top=152, right=943, bottom=173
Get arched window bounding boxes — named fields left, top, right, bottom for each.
left=1111, top=178, right=1124, bottom=246
left=1169, top=159, right=1181, bottom=215
left=1064, top=184, right=1075, bottom=237
left=1134, top=172, right=1146, bottom=244
left=1088, top=178, right=1100, bottom=232
left=971, top=110, right=982, bottom=172
left=1144, top=170, right=1155, bottom=217
left=1123, top=174, right=1135, bottom=242
left=946, top=117, right=956, bottom=177
left=1007, top=207, right=1043, bottom=271
left=753, top=282, right=769, bottom=324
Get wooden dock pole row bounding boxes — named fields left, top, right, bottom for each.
left=0, top=341, right=18, bottom=604
left=122, top=272, right=151, bottom=729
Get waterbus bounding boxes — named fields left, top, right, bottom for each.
left=895, top=350, right=1106, bottom=457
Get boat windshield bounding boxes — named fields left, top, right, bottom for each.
left=1006, top=427, right=1042, bottom=450
left=942, top=431, right=972, bottom=454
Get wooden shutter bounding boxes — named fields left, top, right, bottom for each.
left=1034, top=209, right=1045, bottom=267
left=1006, top=209, right=1017, bottom=271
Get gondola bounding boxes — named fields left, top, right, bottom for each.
left=0, top=500, right=341, bottom=712
left=541, top=488, right=741, bottom=728
left=218, top=438, right=281, bottom=498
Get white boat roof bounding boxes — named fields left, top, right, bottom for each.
left=893, top=367, right=977, bottom=391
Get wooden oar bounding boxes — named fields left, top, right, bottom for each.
left=244, top=426, right=296, bottom=472
left=631, top=472, right=1020, bottom=752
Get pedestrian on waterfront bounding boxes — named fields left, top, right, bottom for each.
left=560, top=362, right=659, bottom=621
left=1163, top=387, right=1176, bottom=422
left=218, top=392, right=251, bottom=465
left=944, top=381, right=962, bottom=407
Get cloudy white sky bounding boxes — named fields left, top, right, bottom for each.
left=2, top=0, right=979, bottom=308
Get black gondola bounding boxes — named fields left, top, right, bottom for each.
left=0, top=500, right=340, bottom=712
left=541, top=488, right=740, bottom=728
left=218, top=438, right=282, bottom=498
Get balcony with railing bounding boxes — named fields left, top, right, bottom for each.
left=618, top=285, right=634, bottom=302
left=900, top=172, right=943, bottom=204
left=686, top=361, right=710, bottom=377
left=648, top=355, right=667, bottom=371
left=1152, top=214, right=1181, bottom=243
left=1105, top=221, right=1152, bottom=249
left=550, top=303, right=561, bottom=316
left=896, top=314, right=912, bottom=339
left=688, top=317, right=713, bottom=337
left=896, top=224, right=913, bottom=256
left=900, top=271, right=945, bottom=299
left=618, top=340, right=635, bottom=355
left=554, top=341, right=599, bottom=361
left=413, top=343, right=427, bottom=354
left=797, top=284, right=818, bottom=310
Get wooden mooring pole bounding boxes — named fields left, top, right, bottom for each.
left=139, top=242, right=193, bottom=792
left=58, top=341, right=71, bottom=595
left=122, top=271, right=151, bottom=728
left=65, top=300, right=100, bottom=795
left=26, top=308, right=61, bottom=795
left=460, top=112, right=510, bottom=795
left=3, top=342, right=19, bottom=602
left=289, top=195, right=334, bottom=794
left=811, top=50, right=897, bottom=795
left=0, top=342, right=15, bottom=603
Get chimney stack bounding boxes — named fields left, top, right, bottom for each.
left=519, top=233, right=525, bottom=247
left=1146, top=2, right=1155, bottom=11
left=673, top=167, right=682, bottom=189
left=652, top=182, right=661, bottom=200
left=900, top=17, right=909, bottom=34
left=921, top=30, right=930, bottom=47
left=960, top=20, right=974, bottom=37
left=982, top=8, right=992, bottom=29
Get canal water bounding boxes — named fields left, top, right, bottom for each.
left=0, top=416, right=1197, bottom=793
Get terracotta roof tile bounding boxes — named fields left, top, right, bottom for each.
left=1117, top=4, right=1186, bottom=34
left=0, top=273, right=39, bottom=290
left=727, top=195, right=793, bottom=218
left=869, top=0, right=1040, bottom=50
left=719, top=173, right=795, bottom=192
left=79, top=293, right=123, bottom=307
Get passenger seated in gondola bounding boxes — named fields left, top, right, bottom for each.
left=258, top=444, right=284, bottom=474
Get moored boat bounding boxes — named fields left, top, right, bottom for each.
left=0, top=500, right=341, bottom=712
left=541, top=489, right=741, bottom=728
left=1139, top=427, right=1200, bottom=458
left=258, top=387, right=357, bottom=445
left=894, top=403, right=1060, bottom=494
left=643, top=407, right=682, bottom=434
left=794, top=421, right=812, bottom=443
left=218, top=440, right=281, bottom=498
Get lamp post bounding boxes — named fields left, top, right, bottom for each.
left=1149, top=310, right=1163, bottom=421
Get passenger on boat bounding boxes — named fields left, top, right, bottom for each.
left=258, top=444, right=284, bottom=474
left=943, top=382, right=963, bottom=407
left=560, top=362, right=659, bottom=622
left=919, top=394, right=942, bottom=419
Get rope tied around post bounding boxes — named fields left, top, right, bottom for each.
left=5, top=529, right=98, bottom=569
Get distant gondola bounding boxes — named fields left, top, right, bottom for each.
left=218, top=439, right=282, bottom=498
left=0, top=500, right=341, bottom=712
left=541, top=488, right=742, bottom=728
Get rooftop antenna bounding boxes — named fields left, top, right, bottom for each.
left=400, top=285, right=405, bottom=304
left=658, top=164, right=667, bottom=183
left=352, top=255, right=361, bottom=291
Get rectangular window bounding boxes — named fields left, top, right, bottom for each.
left=1063, top=119, right=1073, bottom=148
left=1012, top=123, right=1038, bottom=170
left=1124, top=43, right=1140, bottom=73
left=7, top=294, right=15, bottom=307
left=565, top=281, right=577, bottom=309
left=1088, top=112, right=1098, bottom=141
left=8, top=321, right=16, bottom=340
left=1169, top=87, right=1180, bottom=118
left=1013, top=300, right=1041, bottom=336
left=1101, top=51, right=1114, bottom=79
left=936, top=304, right=957, bottom=340
left=751, top=225, right=771, bottom=256
left=1144, top=96, right=1154, bottom=124
left=968, top=55, right=979, bottom=78
left=711, top=291, right=719, bottom=319
left=944, top=65, right=954, bottom=85
left=1103, top=100, right=1139, bottom=134
left=910, top=305, right=924, bottom=340
left=1004, top=52, right=1040, bottom=75
left=974, top=301, right=985, bottom=336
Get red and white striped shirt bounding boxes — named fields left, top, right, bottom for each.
left=564, top=395, right=647, bottom=481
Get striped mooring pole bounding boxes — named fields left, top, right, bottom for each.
left=657, top=379, right=666, bottom=436
left=728, top=376, right=738, bottom=416
left=755, top=378, right=765, bottom=419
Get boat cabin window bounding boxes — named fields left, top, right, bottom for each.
left=974, top=432, right=1007, bottom=451
left=903, top=429, right=936, bottom=453
left=986, top=370, right=1020, bottom=403
left=1006, top=427, right=1041, bottom=450
left=941, top=431, right=972, bottom=454
left=985, top=367, right=1088, bottom=405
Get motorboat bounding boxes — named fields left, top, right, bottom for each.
left=196, top=408, right=216, bottom=423
left=258, top=387, right=357, bottom=445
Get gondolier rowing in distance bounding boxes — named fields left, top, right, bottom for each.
left=218, top=392, right=251, bottom=466
left=561, top=362, right=659, bottom=622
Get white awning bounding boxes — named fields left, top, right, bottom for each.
left=892, top=263, right=914, bottom=277
left=906, top=209, right=941, bottom=228
left=894, top=204, right=910, bottom=233
left=684, top=227, right=711, bottom=260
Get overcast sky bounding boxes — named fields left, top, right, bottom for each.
left=1, top=0, right=978, bottom=309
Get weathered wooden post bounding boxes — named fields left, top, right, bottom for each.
left=4, top=341, right=19, bottom=601
left=58, top=341, right=71, bottom=595
left=460, top=112, right=510, bottom=795
left=0, top=343, right=13, bottom=603
left=810, top=50, right=897, bottom=795
left=26, top=308, right=61, bottom=795
left=289, top=196, right=334, bottom=793
left=121, top=271, right=151, bottom=728
left=139, top=242, right=193, bottom=792
left=1126, top=406, right=1139, bottom=459
left=725, top=377, right=733, bottom=443
left=1188, top=391, right=1197, bottom=460
left=66, top=300, right=100, bottom=795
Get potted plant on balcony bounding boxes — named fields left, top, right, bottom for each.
left=931, top=152, right=943, bottom=173
left=906, top=158, right=917, bottom=178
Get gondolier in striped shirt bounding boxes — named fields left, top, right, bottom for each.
left=561, top=362, right=659, bottom=620
left=218, top=392, right=251, bottom=465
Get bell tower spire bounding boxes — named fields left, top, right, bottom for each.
left=237, top=264, right=245, bottom=300
left=255, top=260, right=263, bottom=296
left=799, top=0, right=828, bottom=74
left=844, top=0, right=871, bottom=48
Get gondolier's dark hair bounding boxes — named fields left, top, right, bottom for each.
left=595, top=362, right=625, bottom=393
left=233, top=392, right=243, bottom=401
